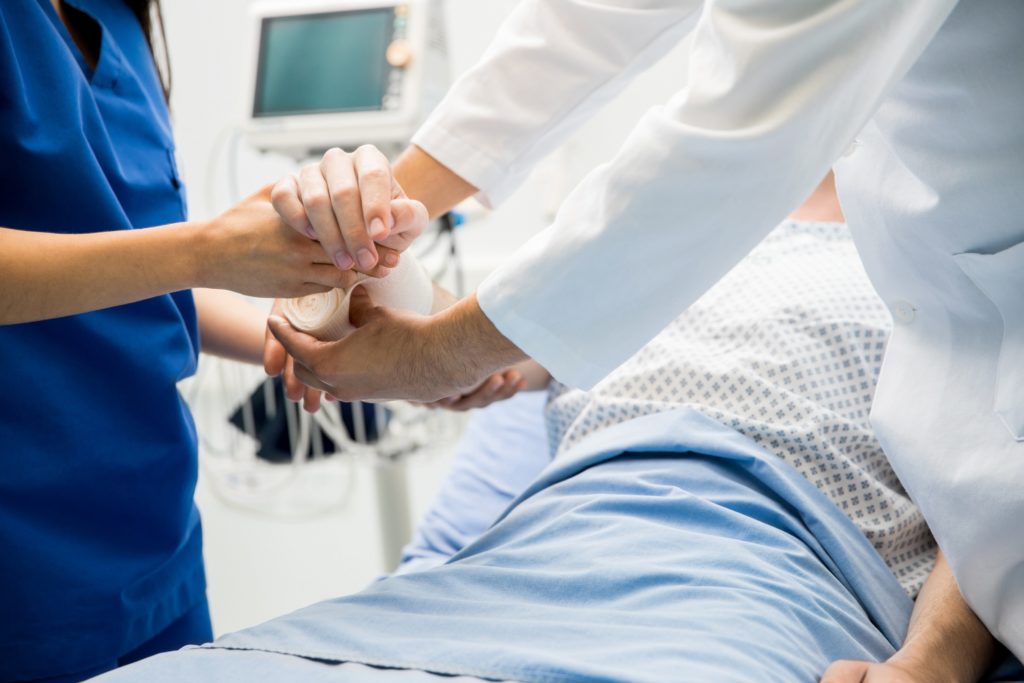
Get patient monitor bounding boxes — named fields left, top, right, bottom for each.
left=245, top=0, right=448, bottom=158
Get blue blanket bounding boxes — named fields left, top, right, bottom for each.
left=96, top=408, right=921, bottom=683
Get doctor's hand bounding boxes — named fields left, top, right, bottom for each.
left=198, top=184, right=393, bottom=298
left=264, top=299, right=328, bottom=413
left=423, top=369, right=528, bottom=412
left=424, top=360, right=552, bottom=411
left=267, top=288, right=527, bottom=404
left=271, top=146, right=429, bottom=274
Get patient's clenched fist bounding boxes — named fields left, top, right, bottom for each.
left=271, top=146, right=428, bottom=275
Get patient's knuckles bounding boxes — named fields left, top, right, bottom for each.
left=304, top=188, right=333, bottom=214
left=270, top=178, right=299, bottom=210
left=354, top=144, right=384, bottom=163
left=329, top=184, right=360, bottom=210
left=392, top=200, right=427, bottom=233
left=321, top=147, right=348, bottom=167
left=358, top=166, right=389, bottom=189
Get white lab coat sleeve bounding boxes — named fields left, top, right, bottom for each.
left=411, top=0, right=703, bottom=207
left=476, top=0, right=957, bottom=390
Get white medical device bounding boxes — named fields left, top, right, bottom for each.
left=244, top=0, right=448, bottom=158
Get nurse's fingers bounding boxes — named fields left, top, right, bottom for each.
left=321, top=148, right=379, bottom=273
left=264, top=301, right=288, bottom=377
left=302, top=385, right=323, bottom=413
left=353, top=145, right=395, bottom=242
left=378, top=245, right=401, bottom=269
left=305, top=264, right=379, bottom=291
left=282, top=356, right=306, bottom=402
left=270, top=174, right=314, bottom=238
left=300, top=163, right=353, bottom=271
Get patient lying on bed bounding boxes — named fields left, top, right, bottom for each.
left=94, top=178, right=1020, bottom=683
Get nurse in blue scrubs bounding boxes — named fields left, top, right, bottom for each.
left=0, top=1, right=397, bottom=681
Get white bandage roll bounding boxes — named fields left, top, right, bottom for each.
left=281, top=253, right=434, bottom=341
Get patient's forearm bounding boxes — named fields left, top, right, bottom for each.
left=513, top=360, right=551, bottom=391
left=394, top=145, right=479, bottom=220
left=431, top=281, right=459, bottom=314
left=889, top=551, right=995, bottom=682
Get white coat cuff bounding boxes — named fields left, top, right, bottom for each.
left=411, top=123, right=518, bottom=209
left=478, top=274, right=607, bottom=391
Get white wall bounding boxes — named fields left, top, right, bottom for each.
left=163, top=0, right=689, bottom=636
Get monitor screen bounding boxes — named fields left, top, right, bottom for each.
left=254, top=8, right=394, bottom=117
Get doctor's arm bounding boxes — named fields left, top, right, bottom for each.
left=821, top=551, right=996, bottom=683
left=269, top=0, right=959, bottom=401
left=273, top=0, right=703, bottom=254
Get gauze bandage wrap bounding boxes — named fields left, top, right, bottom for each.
left=282, top=253, right=434, bottom=341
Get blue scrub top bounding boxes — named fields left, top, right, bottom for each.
left=0, top=1, right=205, bottom=679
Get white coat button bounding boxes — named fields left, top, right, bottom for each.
left=892, top=300, right=916, bottom=324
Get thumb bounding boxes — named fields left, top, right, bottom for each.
left=347, top=285, right=379, bottom=328
left=267, top=316, right=323, bottom=369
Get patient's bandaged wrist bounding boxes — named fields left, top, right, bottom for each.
left=282, top=253, right=434, bottom=341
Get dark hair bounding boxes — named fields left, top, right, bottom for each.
left=125, top=0, right=171, bottom=103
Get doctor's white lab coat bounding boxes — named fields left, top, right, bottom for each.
left=413, top=0, right=1024, bottom=656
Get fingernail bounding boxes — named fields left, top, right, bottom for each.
left=383, top=252, right=399, bottom=267
left=370, top=218, right=388, bottom=240
left=334, top=251, right=355, bottom=270
left=356, top=248, right=376, bottom=270
left=304, top=224, right=317, bottom=239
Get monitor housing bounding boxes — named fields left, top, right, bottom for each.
left=245, top=0, right=448, bottom=158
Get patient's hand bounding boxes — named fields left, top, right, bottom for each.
left=821, top=659, right=932, bottom=682
left=271, top=146, right=428, bottom=274
left=822, top=550, right=995, bottom=683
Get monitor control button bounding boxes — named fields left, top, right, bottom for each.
left=386, top=39, right=413, bottom=68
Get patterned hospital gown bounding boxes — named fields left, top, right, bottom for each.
left=545, top=220, right=937, bottom=595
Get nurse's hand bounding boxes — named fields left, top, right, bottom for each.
left=271, top=146, right=428, bottom=272
left=267, top=288, right=527, bottom=403
left=198, top=185, right=397, bottom=298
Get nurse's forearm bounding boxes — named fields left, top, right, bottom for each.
left=0, top=185, right=357, bottom=325
left=0, top=222, right=202, bottom=325
left=393, top=145, right=479, bottom=220
left=193, top=288, right=267, bottom=365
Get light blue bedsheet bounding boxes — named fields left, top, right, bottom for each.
left=95, top=407, right=934, bottom=683
left=396, top=391, right=552, bottom=576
